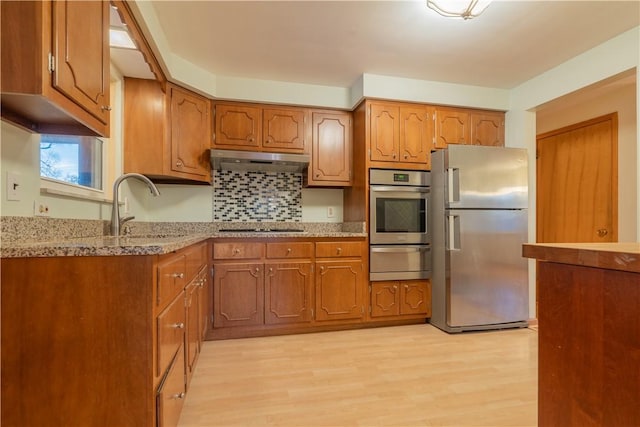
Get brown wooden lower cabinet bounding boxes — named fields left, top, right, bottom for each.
left=0, top=240, right=210, bottom=427
left=209, top=238, right=432, bottom=340
left=370, top=280, right=431, bottom=318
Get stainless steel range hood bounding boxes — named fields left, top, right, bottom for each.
left=210, top=149, right=310, bottom=173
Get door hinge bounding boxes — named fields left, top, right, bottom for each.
left=48, top=52, right=55, bottom=73
left=361, top=306, right=365, bottom=314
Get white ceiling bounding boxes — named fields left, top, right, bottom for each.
left=140, top=0, right=640, bottom=90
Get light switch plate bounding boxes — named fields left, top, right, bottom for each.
left=6, top=172, right=20, bottom=201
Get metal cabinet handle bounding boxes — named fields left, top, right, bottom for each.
left=176, top=160, right=184, bottom=167
left=101, top=105, right=112, bottom=111
left=597, top=229, right=608, bottom=237
left=233, top=248, right=241, bottom=255
left=172, top=392, right=186, bottom=399
left=172, top=272, right=184, bottom=279
left=404, top=284, right=409, bottom=290
left=337, top=248, right=342, bottom=255
left=393, top=285, right=398, bottom=290
left=171, top=322, right=184, bottom=329
left=287, top=248, right=292, bottom=254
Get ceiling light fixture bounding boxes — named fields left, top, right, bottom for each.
left=426, top=0, right=493, bottom=20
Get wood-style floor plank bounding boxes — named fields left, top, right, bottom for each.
left=179, top=324, right=537, bottom=426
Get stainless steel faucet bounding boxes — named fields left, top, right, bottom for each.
left=110, top=173, right=160, bottom=236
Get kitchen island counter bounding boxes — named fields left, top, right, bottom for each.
left=523, top=241, right=640, bottom=427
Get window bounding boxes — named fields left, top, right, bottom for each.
left=40, top=134, right=103, bottom=191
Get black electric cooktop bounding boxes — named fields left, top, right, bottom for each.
left=218, top=228, right=305, bottom=233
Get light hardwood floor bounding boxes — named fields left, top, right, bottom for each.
left=179, top=324, right=538, bottom=427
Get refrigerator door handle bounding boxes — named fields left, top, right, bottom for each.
left=447, top=215, right=461, bottom=251
left=447, top=168, right=460, bottom=203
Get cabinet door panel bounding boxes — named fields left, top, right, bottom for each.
left=52, top=0, right=109, bottom=124
left=214, top=104, right=261, bottom=149
left=315, top=261, right=364, bottom=321
left=370, top=104, right=400, bottom=162
left=265, top=262, right=313, bottom=325
left=470, top=112, right=504, bottom=146
left=400, top=106, right=432, bottom=166
left=400, top=280, right=431, bottom=316
left=157, top=346, right=186, bottom=427
left=157, top=292, right=186, bottom=377
left=370, top=281, right=400, bottom=317
left=214, top=263, right=264, bottom=327
left=309, top=111, right=352, bottom=185
left=434, top=108, right=469, bottom=148
left=169, top=85, right=211, bottom=177
left=263, top=108, right=306, bottom=152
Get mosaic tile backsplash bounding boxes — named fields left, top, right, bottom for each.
left=212, top=170, right=302, bottom=222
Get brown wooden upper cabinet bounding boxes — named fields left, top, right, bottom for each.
left=434, top=107, right=470, bottom=148
left=435, top=107, right=505, bottom=148
left=213, top=103, right=308, bottom=153
left=368, top=101, right=432, bottom=170
left=470, top=111, right=505, bottom=146
left=306, top=110, right=352, bottom=186
left=1, top=0, right=110, bottom=137
left=124, top=78, right=211, bottom=184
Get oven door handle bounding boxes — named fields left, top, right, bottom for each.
left=370, top=246, right=431, bottom=253
left=370, top=186, right=430, bottom=193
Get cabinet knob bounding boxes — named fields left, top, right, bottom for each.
left=393, top=285, right=398, bottom=290
left=233, top=248, right=241, bottom=255
left=101, top=105, right=112, bottom=111
left=315, top=173, right=321, bottom=178
left=337, top=247, right=342, bottom=255
left=404, top=154, right=408, bottom=159
left=248, top=136, right=254, bottom=142
left=176, top=160, right=184, bottom=167
left=392, top=153, right=396, bottom=159
left=287, top=248, right=292, bottom=254
left=597, top=228, right=608, bottom=237
left=404, top=284, right=409, bottom=290
left=172, top=392, right=186, bottom=399
left=172, top=272, right=184, bottom=279
left=171, top=322, right=185, bottom=329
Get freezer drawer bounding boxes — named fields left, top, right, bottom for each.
left=370, top=245, right=431, bottom=281
left=445, top=209, right=528, bottom=327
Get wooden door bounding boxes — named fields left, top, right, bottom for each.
left=214, top=104, right=261, bottom=149
left=434, top=108, right=469, bottom=148
left=315, top=260, right=364, bottom=321
left=213, top=263, right=264, bottom=327
left=264, top=262, right=313, bottom=325
left=52, top=0, right=110, bottom=124
left=470, top=111, right=504, bottom=146
left=400, top=106, right=432, bottom=167
left=369, top=103, right=400, bottom=162
left=309, top=111, right=352, bottom=185
left=169, top=85, right=211, bottom=178
left=263, top=108, right=306, bottom=152
left=399, top=280, right=430, bottom=316
left=537, top=113, right=618, bottom=243
left=370, top=281, right=400, bottom=318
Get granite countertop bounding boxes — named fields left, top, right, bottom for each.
left=1, top=229, right=367, bottom=258
left=523, top=242, right=640, bottom=273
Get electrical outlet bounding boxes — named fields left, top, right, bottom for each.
left=327, top=206, right=335, bottom=218
left=34, top=200, right=50, bottom=217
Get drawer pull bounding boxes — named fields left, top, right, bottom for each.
left=337, top=248, right=342, bottom=255
left=287, top=248, right=292, bottom=254
left=171, top=322, right=185, bottom=329
left=172, top=273, right=184, bottom=279
left=233, top=248, right=241, bottom=255
left=172, top=392, right=186, bottom=400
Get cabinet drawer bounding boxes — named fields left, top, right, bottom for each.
left=157, top=292, right=186, bottom=377
left=315, top=242, right=362, bottom=258
left=213, top=242, right=264, bottom=260
left=157, top=345, right=186, bottom=427
left=266, top=242, right=313, bottom=259
left=157, top=254, right=187, bottom=308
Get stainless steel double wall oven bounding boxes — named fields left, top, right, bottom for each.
left=369, top=169, right=431, bottom=281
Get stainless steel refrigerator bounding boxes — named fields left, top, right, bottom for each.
left=431, top=145, right=529, bottom=333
